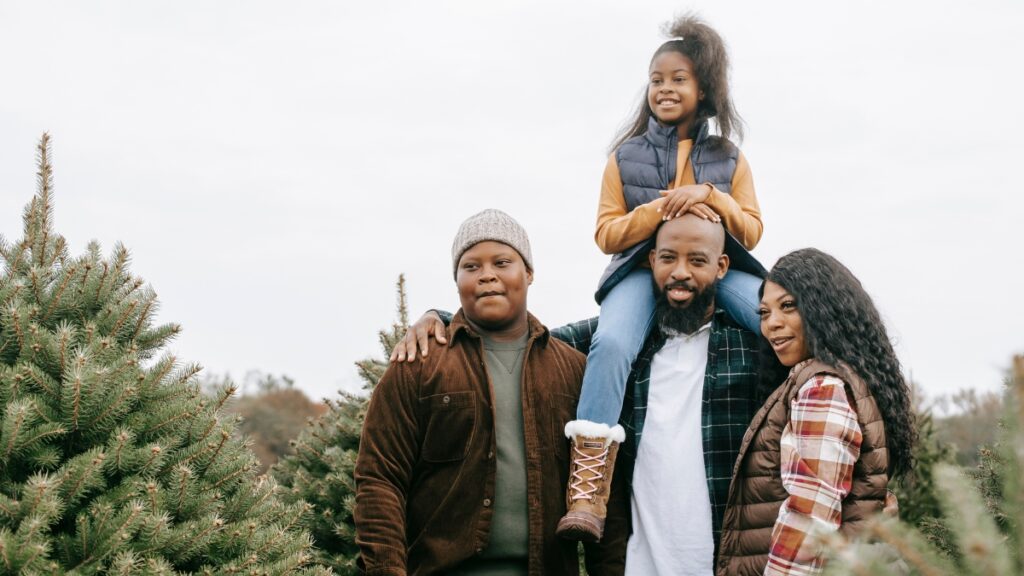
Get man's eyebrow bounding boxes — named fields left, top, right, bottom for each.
left=686, top=250, right=710, bottom=258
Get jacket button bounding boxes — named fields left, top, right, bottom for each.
left=487, top=450, right=494, bottom=459
left=483, top=498, right=492, bottom=507
left=442, top=395, right=451, bottom=404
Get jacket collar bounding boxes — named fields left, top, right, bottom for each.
left=449, top=309, right=550, bottom=348
left=644, top=116, right=710, bottom=147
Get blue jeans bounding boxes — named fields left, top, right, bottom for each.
left=576, top=268, right=763, bottom=425
left=717, top=268, right=763, bottom=335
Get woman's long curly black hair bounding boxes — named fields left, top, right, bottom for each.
left=760, top=248, right=917, bottom=478
left=610, top=13, right=744, bottom=152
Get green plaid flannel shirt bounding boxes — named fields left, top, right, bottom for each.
left=551, top=309, right=761, bottom=547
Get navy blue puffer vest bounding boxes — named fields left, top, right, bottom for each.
left=595, top=118, right=762, bottom=302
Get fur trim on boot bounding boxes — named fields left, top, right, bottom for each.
left=556, top=419, right=624, bottom=542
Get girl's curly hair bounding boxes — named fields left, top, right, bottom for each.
left=611, top=13, right=744, bottom=151
left=760, top=248, right=917, bottom=479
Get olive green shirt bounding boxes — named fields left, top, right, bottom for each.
left=452, top=333, right=529, bottom=576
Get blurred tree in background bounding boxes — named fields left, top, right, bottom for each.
left=203, top=372, right=327, bottom=474
left=932, top=388, right=1003, bottom=467
left=823, top=355, right=1024, bottom=575
left=887, top=379, right=956, bottom=551
left=274, top=276, right=409, bottom=575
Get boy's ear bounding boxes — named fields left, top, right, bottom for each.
left=527, top=269, right=534, bottom=285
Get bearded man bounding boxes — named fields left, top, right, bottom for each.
left=612, top=214, right=762, bottom=576
left=393, top=214, right=765, bottom=576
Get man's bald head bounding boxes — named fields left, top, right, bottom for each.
left=654, top=213, right=726, bottom=257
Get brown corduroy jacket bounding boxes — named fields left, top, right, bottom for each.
left=354, top=310, right=628, bottom=576
left=717, top=359, right=889, bottom=576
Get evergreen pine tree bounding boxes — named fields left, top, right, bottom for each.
left=274, top=276, right=409, bottom=575
left=822, top=355, right=1024, bottom=575
left=890, top=382, right=956, bottom=528
left=889, top=402, right=959, bottom=557
left=0, top=135, right=329, bottom=574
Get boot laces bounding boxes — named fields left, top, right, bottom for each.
left=568, top=445, right=608, bottom=501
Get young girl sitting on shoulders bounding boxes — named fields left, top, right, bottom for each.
left=557, top=14, right=766, bottom=542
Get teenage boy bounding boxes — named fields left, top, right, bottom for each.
left=354, top=209, right=626, bottom=576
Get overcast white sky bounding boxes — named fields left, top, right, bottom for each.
left=2, top=1, right=1021, bottom=402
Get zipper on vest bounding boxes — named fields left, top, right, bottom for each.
left=662, top=134, right=673, bottom=188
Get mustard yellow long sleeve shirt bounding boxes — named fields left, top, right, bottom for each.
left=595, top=139, right=763, bottom=255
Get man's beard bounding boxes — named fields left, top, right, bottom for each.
left=652, top=277, right=718, bottom=337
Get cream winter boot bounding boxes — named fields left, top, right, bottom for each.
left=555, top=420, right=626, bottom=542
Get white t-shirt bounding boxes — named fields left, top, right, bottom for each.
left=625, top=323, right=714, bottom=576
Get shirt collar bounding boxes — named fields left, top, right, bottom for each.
left=449, top=309, right=550, bottom=348
left=661, top=320, right=713, bottom=341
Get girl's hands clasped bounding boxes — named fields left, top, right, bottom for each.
left=686, top=202, right=721, bottom=223
left=659, top=183, right=719, bottom=221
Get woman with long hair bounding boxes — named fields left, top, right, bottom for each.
left=717, top=248, right=916, bottom=575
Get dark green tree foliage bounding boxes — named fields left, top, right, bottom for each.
left=0, top=135, right=329, bottom=574
left=891, top=409, right=953, bottom=526
left=275, top=276, right=409, bottom=575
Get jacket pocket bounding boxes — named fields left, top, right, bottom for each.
left=420, top=391, right=476, bottom=463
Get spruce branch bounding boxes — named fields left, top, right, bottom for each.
left=75, top=259, right=92, bottom=297
left=59, top=449, right=106, bottom=507
left=130, top=295, right=155, bottom=340
left=395, top=274, right=409, bottom=330
left=24, top=473, right=60, bottom=518
left=93, top=262, right=109, bottom=303
left=0, top=534, right=10, bottom=572
left=69, top=368, right=82, bottom=431
left=8, top=305, right=26, bottom=353
left=42, top=266, right=76, bottom=321
left=144, top=407, right=193, bottom=438
left=203, top=459, right=254, bottom=494
left=141, top=444, right=164, bottom=475
left=28, top=268, right=45, bottom=310
left=90, top=385, right=135, bottom=429
left=47, top=237, right=66, bottom=272
left=139, top=355, right=176, bottom=396
left=110, top=429, right=130, bottom=471
left=0, top=234, right=12, bottom=274
left=32, top=133, right=54, bottom=269
left=867, top=519, right=951, bottom=576
left=108, top=298, right=139, bottom=339
left=57, top=323, right=72, bottom=378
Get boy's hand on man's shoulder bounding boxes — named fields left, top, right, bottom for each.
left=390, top=310, right=447, bottom=362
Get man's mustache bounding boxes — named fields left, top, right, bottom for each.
left=663, top=280, right=696, bottom=292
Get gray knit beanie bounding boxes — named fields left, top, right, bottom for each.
left=451, top=209, right=533, bottom=277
